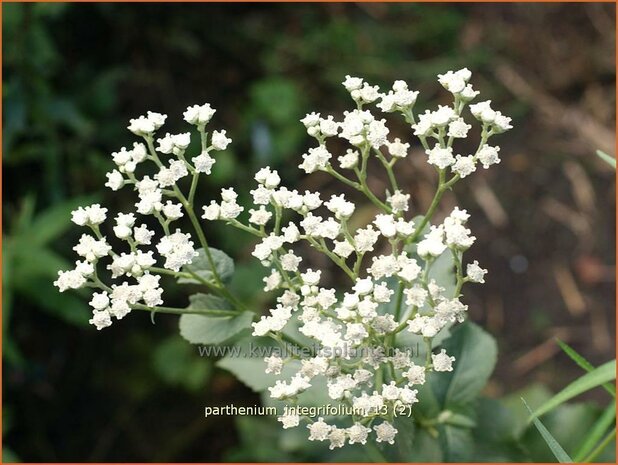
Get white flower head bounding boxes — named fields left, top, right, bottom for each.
left=467, top=260, right=487, bottom=283
left=432, top=349, right=456, bottom=372
left=211, top=130, right=232, bottom=151
left=374, top=421, right=398, bottom=444
left=183, top=103, right=216, bottom=126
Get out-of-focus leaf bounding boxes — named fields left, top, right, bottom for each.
left=25, top=195, right=97, bottom=246
left=152, top=336, right=211, bottom=391
left=11, top=247, right=70, bottom=283
left=224, top=416, right=293, bottom=462
left=2, top=448, right=20, bottom=463
left=15, top=276, right=90, bottom=326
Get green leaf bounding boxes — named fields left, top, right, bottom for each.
left=573, top=400, right=616, bottom=461
left=442, top=410, right=477, bottom=429
left=392, top=416, right=417, bottom=460
left=2, top=448, right=20, bottom=463
left=473, top=397, right=519, bottom=443
left=225, top=416, right=293, bottom=462
left=178, top=247, right=234, bottom=284
left=365, top=416, right=418, bottom=462
left=152, top=336, right=211, bottom=391
left=596, top=150, right=616, bottom=169
left=556, top=339, right=615, bottom=397
left=178, top=294, right=252, bottom=345
left=218, top=356, right=275, bottom=392
left=430, top=322, right=498, bottom=407
left=502, top=383, right=553, bottom=437
left=530, top=359, right=616, bottom=420
left=411, top=428, right=444, bottom=462
left=472, top=397, right=528, bottom=462
left=216, top=337, right=299, bottom=393
left=17, top=277, right=90, bottom=326
left=27, top=195, right=97, bottom=246
left=439, top=424, right=475, bottom=461
left=522, top=398, right=573, bottom=463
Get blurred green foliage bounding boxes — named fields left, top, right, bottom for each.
left=2, top=2, right=614, bottom=462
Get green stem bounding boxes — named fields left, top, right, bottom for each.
left=393, top=281, right=405, bottom=322
left=424, top=337, right=432, bottom=368
left=307, top=237, right=355, bottom=281
left=279, top=332, right=311, bottom=351
left=387, top=281, right=406, bottom=346
left=188, top=171, right=200, bottom=204
left=144, top=135, right=246, bottom=312
left=326, top=165, right=361, bottom=190
left=132, top=303, right=239, bottom=317
left=229, top=219, right=265, bottom=237
left=374, top=148, right=399, bottom=193
left=452, top=249, right=464, bottom=298
left=353, top=252, right=365, bottom=277
left=408, top=169, right=448, bottom=243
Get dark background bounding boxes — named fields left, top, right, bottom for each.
left=3, top=2, right=616, bottom=462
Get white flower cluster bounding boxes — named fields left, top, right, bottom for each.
left=55, top=103, right=233, bottom=329
left=56, top=69, right=509, bottom=448
left=201, top=69, right=509, bottom=447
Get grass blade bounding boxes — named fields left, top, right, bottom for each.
left=596, top=150, right=616, bottom=168
left=574, top=400, right=616, bottom=461
left=556, top=339, right=616, bottom=397
left=530, top=360, right=616, bottom=420
left=522, top=398, right=573, bottom=463
left=581, top=429, right=616, bottom=463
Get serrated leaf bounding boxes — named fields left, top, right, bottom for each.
left=178, top=247, right=234, bottom=284
left=178, top=293, right=252, bottom=345
left=430, top=322, right=498, bottom=407
left=522, top=398, right=573, bottom=463
left=530, top=359, right=616, bottom=420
